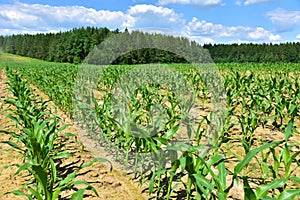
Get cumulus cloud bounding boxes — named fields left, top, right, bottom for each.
left=189, top=35, right=215, bottom=44
left=248, top=27, right=281, bottom=40
left=244, top=0, right=276, bottom=6
left=157, top=0, right=224, bottom=7
left=184, top=17, right=281, bottom=43
left=266, top=8, right=300, bottom=32
left=0, top=3, right=185, bottom=35
left=0, top=2, right=126, bottom=34
left=124, top=4, right=185, bottom=30
left=0, top=2, right=284, bottom=44
left=235, top=1, right=242, bottom=6
left=296, top=34, right=300, bottom=39
left=0, top=28, right=62, bottom=36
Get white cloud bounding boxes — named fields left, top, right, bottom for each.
left=0, top=3, right=185, bottom=36
left=235, top=1, right=242, bottom=6
left=266, top=8, right=300, bottom=32
left=157, top=0, right=224, bottom=7
left=0, top=28, right=57, bottom=36
left=0, top=2, right=126, bottom=33
left=244, top=0, right=276, bottom=6
left=189, top=35, right=215, bottom=44
left=124, top=4, right=185, bottom=30
left=248, top=27, right=281, bottom=40
left=184, top=17, right=281, bottom=43
left=0, top=2, right=284, bottom=44
left=296, top=34, right=300, bottom=39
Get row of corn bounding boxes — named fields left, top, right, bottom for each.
left=1, top=68, right=104, bottom=200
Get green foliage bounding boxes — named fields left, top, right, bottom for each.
left=7, top=60, right=78, bottom=116
left=73, top=63, right=299, bottom=199
left=2, top=27, right=300, bottom=64
left=1, top=28, right=201, bottom=64
left=4, top=57, right=300, bottom=199
left=204, top=42, right=300, bottom=63
left=1, top=69, right=108, bottom=199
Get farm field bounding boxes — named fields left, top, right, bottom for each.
left=0, top=52, right=299, bottom=199
left=0, top=53, right=147, bottom=200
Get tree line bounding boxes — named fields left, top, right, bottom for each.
left=0, top=27, right=299, bottom=63
left=0, top=27, right=115, bottom=63
left=204, top=43, right=300, bottom=63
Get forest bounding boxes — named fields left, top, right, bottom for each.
left=0, top=27, right=300, bottom=64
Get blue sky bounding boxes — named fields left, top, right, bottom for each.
left=0, top=0, right=300, bottom=44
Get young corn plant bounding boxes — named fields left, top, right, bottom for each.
left=233, top=121, right=300, bottom=200
left=1, top=69, right=107, bottom=200
left=20, top=61, right=299, bottom=200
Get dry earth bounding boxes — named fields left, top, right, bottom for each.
left=0, top=63, right=299, bottom=199
left=0, top=69, right=148, bottom=200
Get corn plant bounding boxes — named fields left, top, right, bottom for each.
left=1, top=68, right=108, bottom=200
left=5, top=58, right=300, bottom=200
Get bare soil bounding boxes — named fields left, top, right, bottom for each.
left=0, top=70, right=148, bottom=200
left=0, top=64, right=299, bottom=199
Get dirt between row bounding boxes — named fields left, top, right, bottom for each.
left=0, top=70, right=148, bottom=200
left=1, top=67, right=299, bottom=200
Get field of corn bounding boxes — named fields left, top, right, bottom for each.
left=0, top=52, right=299, bottom=199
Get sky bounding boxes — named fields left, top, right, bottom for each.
left=0, top=0, right=300, bottom=44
